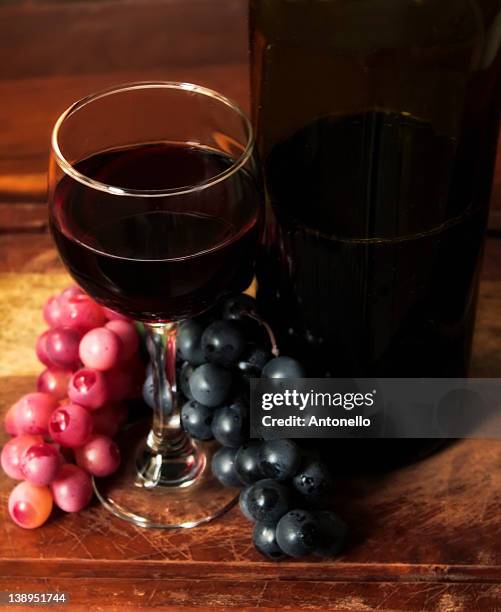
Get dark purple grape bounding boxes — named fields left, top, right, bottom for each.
left=292, top=459, right=332, bottom=502
left=177, top=320, right=205, bottom=366
left=240, top=478, right=291, bottom=524
left=276, top=510, right=320, bottom=557
left=201, top=320, right=245, bottom=367
left=142, top=374, right=154, bottom=408
left=211, top=399, right=248, bottom=448
left=189, top=363, right=232, bottom=408
left=237, top=344, right=272, bottom=378
left=234, top=442, right=265, bottom=484
left=259, top=439, right=301, bottom=482
left=313, top=511, right=347, bottom=557
left=239, top=485, right=255, bottom=521
left=179, top=361, right=194, bottom=400
left=262, top=356, right=306, bottom=379
left=211, top=446, right=242, bottom=488
left=180, top=399, right=214, bottom=440
left=142, top=373, right=171, bottom=412
left=222, top=294, right=257, bottom=321
left=253, top=522, right=286, bottom=560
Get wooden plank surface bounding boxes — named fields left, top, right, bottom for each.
left=0, top=577, right=500, bottom=611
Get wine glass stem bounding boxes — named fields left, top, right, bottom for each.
left=145, top=323, right=177, bottom=448
left=138, top=323, right=202, bottom=487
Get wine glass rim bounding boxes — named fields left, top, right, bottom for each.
left=51, top=81, right=256, bottom=197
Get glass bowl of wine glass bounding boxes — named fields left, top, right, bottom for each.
left=48, top=82, right=263, bottom=528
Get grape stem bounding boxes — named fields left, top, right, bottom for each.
left=248, top=314, right=279, bottom=357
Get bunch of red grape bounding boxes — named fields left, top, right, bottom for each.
left=1, top=286, right=143, bottom=529
left=172, top=294, right=348, bottom=560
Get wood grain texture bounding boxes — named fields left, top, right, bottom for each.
left=0, top=203, right=48, bottom=234
left=0, top=273, right=68, bottom=376
left=0, top=0, right=247, bottom=80
left=0, top=577, right=500, bottom=611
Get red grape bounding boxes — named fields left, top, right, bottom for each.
left=59, top=285, right=84, bottom=301
left=16, top=392, right=58, bottom=435
left=48, top=403, right=93, bottom=448
left=103, top=306, right=131, bottom=322
left=21, top=443, right=61, bottom=486
left=43, top=295, right=63, bottom=328
left=51, top=464, right=93, bottom=512
left=105, top=320, right=139, bottom=362
left=35, top=330, right=56, bottom=368
left=75, top=435, right=121, bottom=477
left=1, top=434, right=44, bottom=480
left=92, top=403, right=127, bottom=438
left=79, top=327, right=121, bottom=371
left=68, top=368, right=109, bottom=410
left=59, top=294, right=106, bottom=332
left=37, top=368, right=72, bottom=400
left=45, top=327, right=82, bottom=370
left=5, top=402, right=20, bottom=435
left=8, top=481, right=53, bottom=529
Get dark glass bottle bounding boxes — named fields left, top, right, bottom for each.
left=250, top=0, right=501, bottom=379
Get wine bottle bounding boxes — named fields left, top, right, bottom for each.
left=250, top=0, right=501, bottom=378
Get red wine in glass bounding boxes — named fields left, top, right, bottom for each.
left=50, top=142, right=261, bottom=321
left=49, top=82, right=262, bottom=529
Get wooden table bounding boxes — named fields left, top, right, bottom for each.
left=1, top=2, right=501, bottom=610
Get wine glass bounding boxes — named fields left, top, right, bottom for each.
left=48, top=82, right=262, bottom=528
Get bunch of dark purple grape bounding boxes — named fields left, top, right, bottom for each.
left=145, top=294, right=347, bottom=560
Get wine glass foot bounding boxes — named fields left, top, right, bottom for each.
left=135, top=431, right=205, bottom=488
left=93, top=421, right=239, bottom=529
